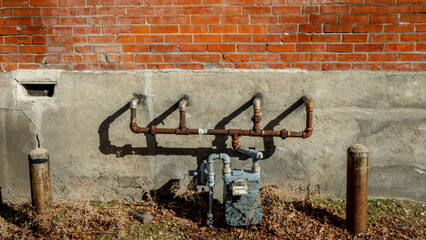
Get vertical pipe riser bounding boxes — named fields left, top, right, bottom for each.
left=346, top=144, right=368, bottom=235
left=29, top=148, right=52, bottom=214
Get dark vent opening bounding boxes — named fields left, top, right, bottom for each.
left=22, top=84, right=55, bottom=97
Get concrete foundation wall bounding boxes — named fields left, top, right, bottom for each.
left=1, top=70, right=425, bottom=203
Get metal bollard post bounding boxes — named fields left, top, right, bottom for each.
left=28, top=148, right=52, bottom=214
left=346, top=144, right=368, bottom=234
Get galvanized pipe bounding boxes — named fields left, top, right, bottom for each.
left=129, top=96, right=313, bottom=147
left=28, top=148, right=52, bottom=214
left=346, top=144, right=368, bottom=234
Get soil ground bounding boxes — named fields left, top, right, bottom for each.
left=0, top=185, right=424, bottom=239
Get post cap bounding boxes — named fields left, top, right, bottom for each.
left=347, top=144, right=368, bottom=154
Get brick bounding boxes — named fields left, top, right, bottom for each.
left=1, top=64, right=18, bottom=72
left=213, top=6, right=242, bottom=14
left=383, top=5, right=412, bottom=14
left=243, top=6, right=271, bottom=14
left=146, top=0, right=173, bottom=5
left=297, top=44, right=326, bottom=52
left=181, top=25, right=208, bottom=33
left=184, top=6, right=213, bottom=14
left=4, top=0, right=29, bottom=7
left=280, top=34, right=298, bottom=43
left=119, top=63, right=146, bottom=70
left=264, top=63, right=292, bottom=69
left=151, top=44, right=179, bottom=52
left=281, top=53, right=309, bottom=61
left=61, top=17, right=87, bottom=25
left=42, top=8, right=70, bottom=16
left=222, top=54, right=250, bottom=62
left=399, top=53, right=426, bottom=61
left=221, top=15, right=249, bottom=24
left=338, top=53, right=367, bottom=61
left=32, top=36, right=46, bottom=45
left=273, top=6, right=301, bottom=14
left=355, top=44, right=384, bottom=52
left=335, top=0, right=363, bottom=3
left=413, top=5, right=426, bottom=14
left=370, top=15, right=398, bottom=24
left=251, top=54, right=280, bottom=62
left=327, top=44, right=353, bottom=52
left=311, top=53, right=337, bottom=61
left=352, top=6, right=382, bottom=14
left=117, top=35, right=136, bottom=43
left=266, top=44, right=296, bottom=52
left=382, top=63, right=411, bottom=71
left=384, top=24, right=414, bottom=33
left=63, top=54, right=82, bottom=63
left=136, top=35, right=164, bottom=43
left=123, top=44, right=150, bottom=52
left=193, top=54, right=221, bottom=62
left=339, top=15, right=368, bottom=24
left=98, top=7, right=126, bottom=15
left=103, top=25, right=131, bottom=34
left=156, top=6, right=184, bottom=15
left=370, top=34, right=399, bottom=42
left=5, top=17, right=32, bottom=26
left=298, top=34, right=312, bottom=42
left=162, top=16, right=190, bottom=24
left=369, top=53, right=397, bottom=61
left=204, top=0, right=226, bottom=4
left=400, top=15, right=426, bottom=23
left=194, top=35, right=222, bottom=43
left=279, top=15, right=308, bottom=23
left=7, top=55, right=33, bottom=63
left=352, top=63, right=381, bottom=71
left=385, top=43, right=415, bottom=52
left=135, top=54, right=163, bottom=62
left=311, top=0, right=332, bottom=3
left=354, top=25, right=383, bottom=33
left=238, top=25, right=267, bottom=33
left=234, top=63, right=263, bottom=69
left=165, top=35, right=193, bottom=43
left=227, top=0, right=255, bottom=4
left=416, top=24, right=426, bottom=32
left=88, top=35, right=115, bottom=43
left=146, top=63, right=172, bottom=69
left=322, top=63, right=351, bottom=70
left=191, top=15, right=220, bottom=24
left=74, top=63, right=100, bottom=71
left=400, top=34, right=426, bottom=42
left=366, top=0, right=394, bottom=3
left=398, top=0, right=426, bottom=3
left=115, top=0, right=144, bottom=5
left=18, top=64, right=40, bottom=70
left=46, top=27, right=73, bottom=35
left=238, top=44, right=266, bottom=52
left=412, top=63, right=426, bottom=71
left=251, top=16, right=278, bottom=24
left=310, top=15, right=337, bottom=24
left=70, top=7, right=91, bottom=16
left=299, top=24, right=321, bottom=33
left=324, top=24, right=353, bottom=33
left=75, top=45, right=93, bottom=53
left=90, top=16, right=116, bottom=25
left=175, top=0, right=202, bottom=5
left=175, top=63, right=203, bottom=70
left=94, top=45, right=121, bottom=53
left=5, top=36, right=31, bottom=45
left=180, top=44, right=207, bottom=52
left=320, top=5, right=350, bottom=14
left=343, top=34, right=367, bottom=43
left=269, top=24, right=298, bottom=33
left=293, top=63, right=321, bottom=70
left=82, top=54, right=103, bottom=62
left=209, top=25, right=238, bottom=33
left=74, top=26, right=102, bottom=34
left=147, top=16, right=162, bottom=24
left=286, top=0, right=309, bottom=4
left=105, top=53, right=134, bottom=62
left=59, top=0, right=86, bottom=6
left=151, top=25, right=178, bottom=34
left=33, top=17, right=61, bottom=25
left=118, top=17, right=146, bottom=24
left=47, top=45, right=73, bottom=53
left=19, top=45, right=46, bottom=54
left=208, top=44, right=236, bottom=52
left=14, top=8, right=41, bottom=16
left=303, top=6, right=319, bottom=14
left=312, top=34, right=340, bottom=42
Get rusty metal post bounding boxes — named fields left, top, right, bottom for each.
left=346, top=144, right=368, bottom=234
left=28, top=148, right=52, bottom=214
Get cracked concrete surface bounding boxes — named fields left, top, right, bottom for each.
left=0, top=70, right=425, bottom=203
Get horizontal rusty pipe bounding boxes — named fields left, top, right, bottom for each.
left=129, top=96, right=313, bottom=148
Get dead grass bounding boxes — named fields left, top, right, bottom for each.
left=0, top=183, right=424, bottom=239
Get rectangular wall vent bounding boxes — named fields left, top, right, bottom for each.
left=21, top=83, right=55, bottom=97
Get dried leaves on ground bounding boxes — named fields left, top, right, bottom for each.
left=0, top=185, right=424, bottom=239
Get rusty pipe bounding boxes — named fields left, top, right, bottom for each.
left=28, top=148, right=52, bottom=214
left=252, top=97, right=262, bottom=134
left=346, top=144, right=368, bottom=234
left=302, top=96, right=313, bottom=138
left=179, top=98, right=187, bottom=129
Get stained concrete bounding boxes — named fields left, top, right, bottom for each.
left=0, top=70, right=425, bottom=203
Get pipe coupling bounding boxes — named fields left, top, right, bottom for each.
left=130, top=98, right=139, bottom=109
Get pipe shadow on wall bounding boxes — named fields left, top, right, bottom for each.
left=98, top=95, right=305, bottom=162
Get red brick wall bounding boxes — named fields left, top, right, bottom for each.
left=0, top=0, right=424, bottom=71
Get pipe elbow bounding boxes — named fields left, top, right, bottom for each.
left=303, top=98, right=313, bottom=112
left=179, top=99, right=187, bottom=111
left=253, top=97, right=261, bottom=110
left=130, top=124, right=139, bottom=133
left=302, top=128, right=313, bottom=138
left=219, top=153, right=230, bottom=164
left=130, top=98, right=139, bottom=109
left=207, top=153, right=218, bottom=164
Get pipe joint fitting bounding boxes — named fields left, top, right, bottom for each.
left=130, top=98, right=139, bottom=109
left=179, top=99, right=187, bottom=111
left=253, top=97, right=261, bottom=110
